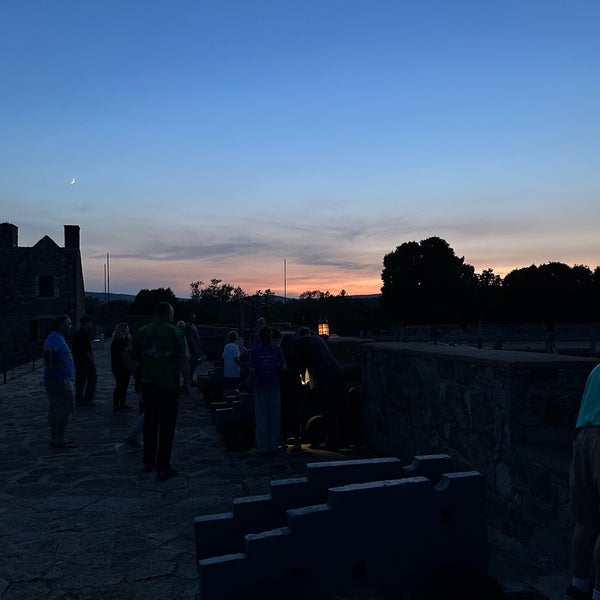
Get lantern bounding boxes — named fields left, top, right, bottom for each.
left=317, top=318, right=330, bottom=338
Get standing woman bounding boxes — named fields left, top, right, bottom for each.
left=249, top=326, right=286, bottom=456
left=111, top=322, right=133, bottom=412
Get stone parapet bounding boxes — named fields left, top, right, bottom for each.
left=361, top=342, right=599, bottom=563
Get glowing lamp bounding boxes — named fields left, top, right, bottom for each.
left=318, top=318, right=330, bottom=337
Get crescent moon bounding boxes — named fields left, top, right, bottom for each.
left=70, top=178, right=76, bottom=185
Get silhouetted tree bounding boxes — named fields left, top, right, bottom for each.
left=131, top=288, right=178, bottom=315
left=187, top=279, right=249, bottom=323
left=190, top=281, right=204, bottom=301
left=381, top=237, right=476, bottom=325
left=503, top=262, right=595, bottom=323
left=474, top=268, right=504, bottom=322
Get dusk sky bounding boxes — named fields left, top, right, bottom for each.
left=2, top=1, right=599, bottom=298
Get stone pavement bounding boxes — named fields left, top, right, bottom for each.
left=0, top=342, right=568, bottom=599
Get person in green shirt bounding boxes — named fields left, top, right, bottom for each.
left=126, top=302, right=190, bottom=481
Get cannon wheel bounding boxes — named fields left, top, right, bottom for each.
left=304, top=414, right=327, bottom=446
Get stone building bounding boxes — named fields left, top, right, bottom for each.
left=0, top=222, right=86, bottom=368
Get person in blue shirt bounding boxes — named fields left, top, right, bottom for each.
left=568, top=362, right=600, bottom=600
left=249, top=326, right=286, bottom=456
left=43, top=315, right=76, bottom=449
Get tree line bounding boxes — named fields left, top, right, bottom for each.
left=381, top=237, right=600, bottom=326
left=89, top=236, right=600, bottom=334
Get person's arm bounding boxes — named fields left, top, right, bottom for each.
left=86, top=334, right=94, bottom=362
left=43, top=346, right=61, bottom=370
left=248, top=348, right=256, bottom=380
left=122, top=346, right=138, bottom=377
left=278, top=347, right=287, bottom=373
left=180, top=333, right=192, bottom=391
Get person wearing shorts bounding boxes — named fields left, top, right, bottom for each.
left=568, top=363, right=600, bottom=600
left=43, top=315, right=76, bottom=449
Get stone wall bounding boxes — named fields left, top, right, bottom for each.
left=361, top=342, right=599, bottom=564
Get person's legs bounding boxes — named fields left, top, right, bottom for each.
left=54, top=413, right=69, bottom=446
left=267, top=390, right=281, bottom=453
left=156, top=387, right=179, bottom=471
left=46, top=379, right=74, bottom=446
left=569, top=428, right=600, bottom=597
left=593, top=533, right=600, bottom=593
left=572, top=521, right=599, bottom=579
left=223, top=377, right=240, bottom=395
left=133, top=412, right=145, bottom=437
left=124, top=413, right=144, bottom=446
left=142, top=384, right=159, bottom=467
left=47, top=396, right=58, bottom=445
left=113, top=373, right=131, bottom=409
left=84, top=360, right=97, bottom=405
left=113, top=376, right=122, bottom=410
left=75, top=365, right=86, bottom=405
left=254, top=391, right=269, bottom=454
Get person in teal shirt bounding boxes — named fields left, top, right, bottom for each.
left=568, top=363, right=600, bottom=600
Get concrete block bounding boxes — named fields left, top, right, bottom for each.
left=209, top=401, right=229, bottom=425
left=194, top=512, right=239, bottom=562
left=306, top=457, right=405, bottom=490
left=271, top=477, right=315, bottom=508
left=198, top=553, right=249, bottom=600
left=197, top=471, right=486, bottom=599
left=194, top=455, right=455, bottom=566
left=214, top=407, right=235, bottom=435
left=244, top=526, right=294, bottom=561
left=404, top=453, right=453, bottom=483
left=232, top=494, right=277, bottom=533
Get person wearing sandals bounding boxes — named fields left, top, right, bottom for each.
left=43, top=315, right=76, bottom=449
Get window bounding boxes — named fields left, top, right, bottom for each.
left=37, top=318, right=54, bottom=340
left=38, top=276, right=55, bottom=298
left=31, top=318, right=54, bottom=341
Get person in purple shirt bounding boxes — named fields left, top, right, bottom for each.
left=249, top=326, right=286, bottom=456
left=43, top=315, right=76, bottom=449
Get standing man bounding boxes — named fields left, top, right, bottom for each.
left=43, top=315, right=76, bottom=448
left=184, top=312, right=202, bottom=384
left=126, top=302, right=190, bottom=481
left=72, top=316, right=97, bottom=406
left=567, top=362, right=600, bottom=600
left=295, top=327, right=345, bottom=450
